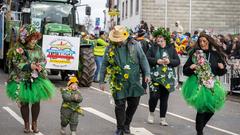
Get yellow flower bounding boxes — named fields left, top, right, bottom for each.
left=106, top=67, right=112, bottom=74
left=124, top=74, right=129, bottom=79
left=109, top=51, right=115, bottom=57
left=162, top=66, right=167, bottom=72
left=166, top=84, right=171, bottom=89
left=153, top=83, right=159, bottom=86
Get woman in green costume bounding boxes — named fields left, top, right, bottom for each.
left=6, top=24, right=55, bottom=133
left=182, top=33, right=227, bottom=135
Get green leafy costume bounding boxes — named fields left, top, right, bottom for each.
left=6, top=25, right=55, bottom=104
left=60, top=88, right=83, bottom=131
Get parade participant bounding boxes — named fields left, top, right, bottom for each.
left=6, top=24, right=55, bottom=133
left=135, top=29, right=152, bottom=93
left=182, top=33, right=227, bottom=135
left=93, top=31, right=109, bottom=82
left=60, top=76, right=83, bottom=135
left=175, top=21, right=184, bottom=34
left=146, top=27, right=180, bottom=125
left=99, top=25, right=150, bottom=135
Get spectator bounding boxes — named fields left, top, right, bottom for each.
left=93, top=31, right=109, bottom=82
left=175, top=21, right=184, bottom=34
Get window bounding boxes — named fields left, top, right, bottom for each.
left=136, top=0, right=139, bottom=15
left=130, top=0, right=133, bottom=16
left=122, top=2, right=124, bottom=20
left=126, top=0, right=128, bottom=18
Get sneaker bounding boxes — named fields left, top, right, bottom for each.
left=60, top=127, right=66, bottom=135
left=124, top=125, right=130, bottom=134
left=114, top=129, right=124, bottom=135
left=160, top=117, right=168, bottom=126
left=71, top=131, right=77, bottom=135
left=147, top=112, right=154, bottom=124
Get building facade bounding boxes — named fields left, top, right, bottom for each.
left=118, top=0, right=240, bottom=34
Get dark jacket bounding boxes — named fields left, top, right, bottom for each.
left=183, top=49, right=227, bottom=77
left=136, top=37, right=151, bottom=54
left=146, top=43, right=180, bottom=68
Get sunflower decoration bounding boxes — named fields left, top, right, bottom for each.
left=152, top=27, right=171, bottom=45
left=109, top=51, right=115, bottom=57
left=122, top=31, right=129, bottom=39
left=124, top=74, right=129, bottom=79
left=165, top=83, right=171, bottom=90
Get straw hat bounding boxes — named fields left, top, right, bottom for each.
left=109, top=25, right=129, bottom=43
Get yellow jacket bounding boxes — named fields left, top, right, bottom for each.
left=93, top=38, right=109, bottom=56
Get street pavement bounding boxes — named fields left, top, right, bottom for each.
left=0, top=70, right=240, bottom=135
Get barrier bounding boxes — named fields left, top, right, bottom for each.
left=177, top=56, right=240, bottom=92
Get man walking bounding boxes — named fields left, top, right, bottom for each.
left=99, top=25, right=150, bottom=135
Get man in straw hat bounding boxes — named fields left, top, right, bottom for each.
left=99, top=25, right=150, bottom=135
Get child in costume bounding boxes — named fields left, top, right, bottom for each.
left=6, top=24, right=55, bottom=133
left=60, top=76, right=83, bottom=135
left=182, top=33, right=227, bottom=135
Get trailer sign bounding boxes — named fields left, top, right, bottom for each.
left=42, top=35, right=80, bottom=70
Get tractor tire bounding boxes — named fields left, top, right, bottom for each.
left=77, top=47, right=95, bottom=87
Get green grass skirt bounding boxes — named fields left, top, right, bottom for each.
left=6, top=77, right=55, bottom=104
left=182, top=75, right=226, bottom=113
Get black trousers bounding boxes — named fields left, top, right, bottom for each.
left=148, top=85, right=169, bottom=117
left=196, top=112, right=214, bottom=135
left=114, top=97, right=140, bottom=130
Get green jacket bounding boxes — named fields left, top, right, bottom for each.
left=61, top=88, right=83, bottom=115
left=99, top=39, right=150, bottom=100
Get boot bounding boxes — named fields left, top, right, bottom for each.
left=160, top=117, right=168, bottom=126
left=24, top=122, right=30, bottom=133
left=71, top=131, right=77, bottom=135
left=60, top=127, right=66, bottom=135
left=147, top=112, right=154, bottom=124
left=32, top=121, right=39, bottom=133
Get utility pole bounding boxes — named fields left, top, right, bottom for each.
left=189, top=0, right=192, bottom=33
left=164, top=0, right=167, bottom=29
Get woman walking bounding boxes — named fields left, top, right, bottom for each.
left=6, top=24, right=55, bottom=133
left=146, top=28, right=180, bottom=125
left=182, top=33, right=227, bottom=135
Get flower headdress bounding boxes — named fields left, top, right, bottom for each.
left=19, top=24, right=42, bottom=44
left=152, top=27, right=171, bottom=45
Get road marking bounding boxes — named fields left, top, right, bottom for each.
left=2, top=106, right=44, bottom=135
left=83, top=107, right=154, bottom=135
left=90, top=86, right=240, bottom=135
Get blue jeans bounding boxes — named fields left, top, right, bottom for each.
left=94, top=56, right=103, bottom=81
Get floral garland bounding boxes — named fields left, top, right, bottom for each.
left=194, top=50, right=215, bottom=92
left=149, top=51, right=175, bottom=92
left=105, top=44, right=133, bottom=94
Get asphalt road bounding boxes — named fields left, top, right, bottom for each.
left=0, top=70, right=240, bottom=135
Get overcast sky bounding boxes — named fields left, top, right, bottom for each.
left=77, top=0, right=106, bottom=31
